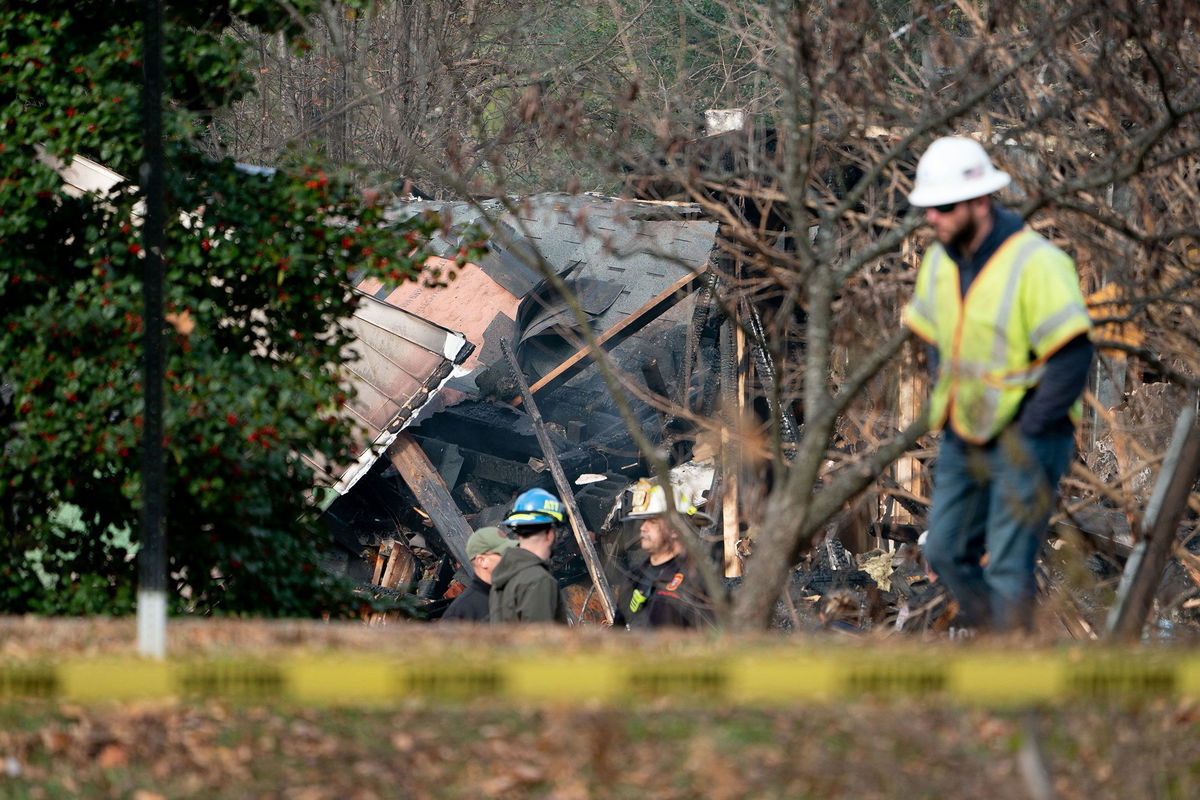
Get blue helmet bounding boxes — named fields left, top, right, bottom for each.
left=504, top=488, right=565, bottom=529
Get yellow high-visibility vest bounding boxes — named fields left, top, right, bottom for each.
left=903, top=229, right=1092, bottom=443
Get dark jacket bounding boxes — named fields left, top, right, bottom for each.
left=933, top=203, right=1094, bottom=440
left=488, top=547, right=568, bottom=624
left=440, top=575, right=492, bottom=622
left=615, top=552, right=714, bottom=629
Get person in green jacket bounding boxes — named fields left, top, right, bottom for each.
left=489, top=488, right=569, bottom=625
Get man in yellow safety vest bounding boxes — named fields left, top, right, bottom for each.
left=903, top=136, right=1094, bottom=632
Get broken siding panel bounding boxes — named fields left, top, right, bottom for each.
left=341, top=379, right=402, bottom=431
left=310, top=292, right=473, bottom=499
left=345, top=322, right=429, bottom=384
left=343, top=334, right=441, bottom=394
left=343, top=293, right=471, bottom=399
left=351, top=295, right=471, bottom=362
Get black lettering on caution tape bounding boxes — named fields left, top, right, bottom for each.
left=0, top=666, right=60, bottom=699
left=627, top=666, right=728, bottom=696
left=1066, top=665, right=1177, bottom=697
left=179, top=663, right=285, bottom=697
left=404, top=667, right=504, bottom=697
left=845, top=666, right=947, bottom=694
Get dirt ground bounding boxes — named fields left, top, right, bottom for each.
left=1, top=618, right=1198, bottom=799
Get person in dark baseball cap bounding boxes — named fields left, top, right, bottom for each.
left=440, top=527, right=515, bottom=622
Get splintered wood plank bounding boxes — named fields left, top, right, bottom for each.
left=380, top=540, right=417, bottom=590
left=370, top=543, right=388, bottom=585
left=1108, top=402, right=1200, bottom=640
left=893, top=373, right=922, bottom=526
left=720, top=315, right=744, bottom=578
left=388, top=433, right=473, bottom=574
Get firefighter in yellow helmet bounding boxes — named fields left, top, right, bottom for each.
left=614, top=479, right=714, bottom=629
left=902, top=136, right=1094, bottom=632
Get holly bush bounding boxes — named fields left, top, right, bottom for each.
left=0, top=2, right=476, bottom=615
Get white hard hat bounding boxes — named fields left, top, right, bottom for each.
left=622, top=479, right=696, bottom=520
left=907, top=136, right=1011, bottom=208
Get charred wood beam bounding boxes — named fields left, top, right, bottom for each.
left=512, top=271, right=701, bottom=405
left=414, top=401, right=552, bottom=462
left=387, top=433, right=473, bottom=576
left=875, top=473, right=931, bottom=518
left=641, top=358, right=670, bottom=429
left=870, top=522, right=924, bottom=545
left=413, top=436, right=542, bottom=489
left=502, top=338, right=618, bottom=624
left=680, top=271, right=721, bottom=408
left=459, top=482, right=489, bottom=512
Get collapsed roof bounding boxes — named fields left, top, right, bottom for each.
left=322, top=194, right=723, bottom=609
left=357, top=193, right=717, bottom=402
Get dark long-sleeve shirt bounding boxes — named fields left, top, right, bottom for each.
left=613, top=552, right=714, bottom=629
left=440, top=575, right=492, bottom=622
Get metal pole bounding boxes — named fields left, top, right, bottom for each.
left=1107, top=397, right=1200, bottom=640
left=500, top=339, right=617, bottom=624
left=138, top=0, right=167, bottom=658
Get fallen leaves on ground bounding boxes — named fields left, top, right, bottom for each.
left=1, top=619, right=1198, bottom=798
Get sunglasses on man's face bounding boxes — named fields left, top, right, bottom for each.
left=931, top=201, right=961, bottom=213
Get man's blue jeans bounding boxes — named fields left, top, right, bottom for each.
left=923, top=426, right=1075, bottom=631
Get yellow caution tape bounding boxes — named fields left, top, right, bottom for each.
left=2, top=652, right=1199, bottom=705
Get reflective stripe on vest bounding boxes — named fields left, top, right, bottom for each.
left=903, top=229, right=1091, bottom=443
